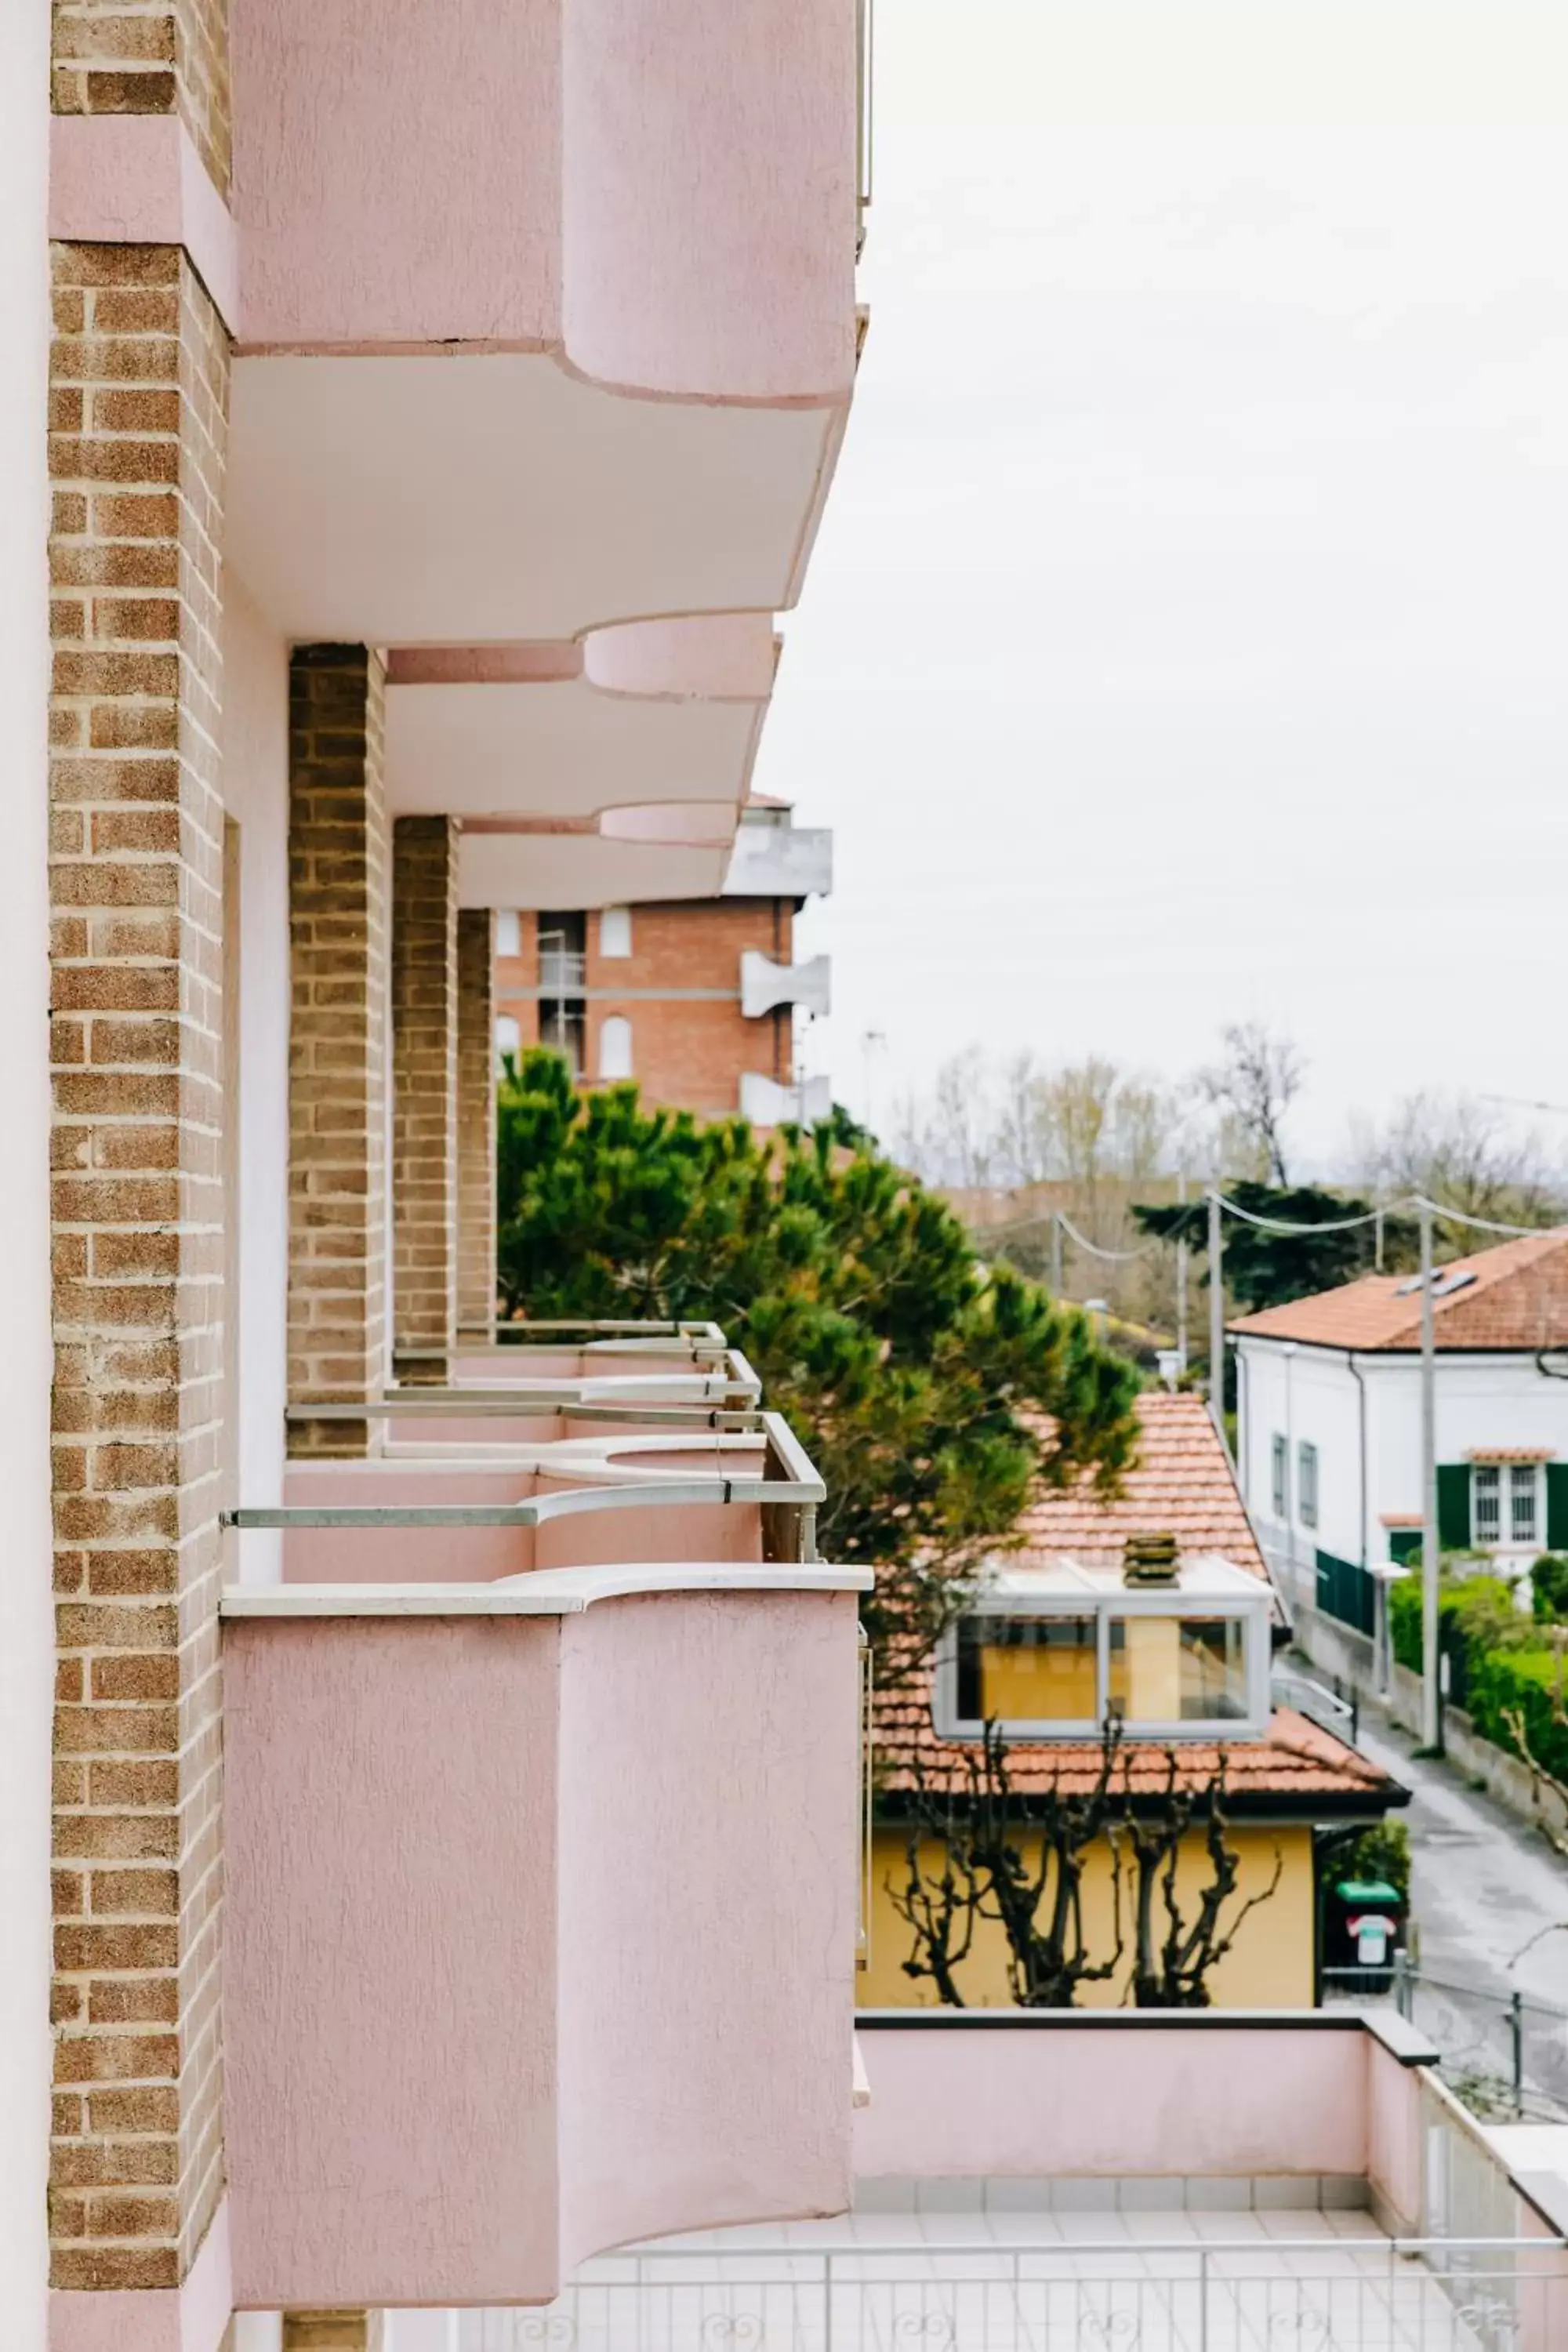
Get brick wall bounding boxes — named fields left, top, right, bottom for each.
left=456, top=907, right=497, bottom=1339
left=281, top=2315, right=384, bottom=2351
left=495, top=898, right=796, bottom=1116
left=286, top=648, right=388, bottom=1456
left=52, top=0, right=234, bottom=198
left=391, top=815, right=458, bottom=1380
left=48, top=241, right=228, bottom=2289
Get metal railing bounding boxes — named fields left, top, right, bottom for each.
left=1327, top=1957, right=1568, bottom=2123
left=539, top=949, right=587, bottom=994
left=1272, top=1663, right=1359, bottom=1744
left=463, top=2238, right=1568, bottom=2351
left=226, top=1414, right=826, bottom=1563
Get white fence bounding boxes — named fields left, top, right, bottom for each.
left=462, top=2238, right=1568, bottom=2352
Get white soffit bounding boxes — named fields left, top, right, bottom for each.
left=385, top=678, right=764, bottom=819
left=228, top=352, right=839, bottom=641
left=458, top=831, right=730, bottom=913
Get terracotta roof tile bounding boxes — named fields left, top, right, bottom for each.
left=1014, top=1391, right=1267, bottom=1581
left=1229, top=1227, right=1568, bottom=1352
left=875, top=1693, right=1402, bottom=1808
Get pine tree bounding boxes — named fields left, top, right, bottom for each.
left=498, top=1050, right=1142, bottom=1675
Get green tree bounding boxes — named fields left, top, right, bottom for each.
left=1131, top=1181, right=1414, bottom=1316
left=496, top=1050, right=1142, bottom=1676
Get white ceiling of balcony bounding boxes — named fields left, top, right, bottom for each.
left=384, top=620, right=775, bottom=821
left=458, top=826, right=733, bottom=913
left=227, top=354, right=844, bottom=644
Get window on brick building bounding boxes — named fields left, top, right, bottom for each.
left=599, top=1015, right=633, bottom=1080
left=495, top=909, right=521, bottom=956
left=600, top=906, right=633, bottom=957
left=495, top=1013, right=521, bottom=1067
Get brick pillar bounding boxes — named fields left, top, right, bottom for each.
left=287, top=648, right=389, bottom=1457
left=48, top=244, right=229, bottom=2290
left=391, top=817, right=459, bottom=1382
left=282, top=2317, right=385, bottom=2351
left=456, top=907, right=497, bottom=1341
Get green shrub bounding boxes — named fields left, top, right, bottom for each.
left=1387, top=1569, right=1529, bottom=1711
left=1323, top=1820, right=1410, bottom=1903
left=1467, top=1645, right=1568, bottom=1784
left=1533, top=1554, right=1568, bottom=1624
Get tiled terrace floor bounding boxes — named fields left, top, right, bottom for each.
left=462, top=2206, right=1552, bottom=2350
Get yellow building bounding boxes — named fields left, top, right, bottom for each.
left=866, top=1392, right=1406, bottom=2010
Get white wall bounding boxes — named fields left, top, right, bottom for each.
left=221, top=577, right=292, bottom=1581
left=1240, top=1339, right=1568, bottom=1576
left=232, top=2317, right=283, bottom=2352
left=385, top=2314, right=459, bottom=2350
left=0, top=15, right=60, bottom=2348
left=1363, top=1356, right=1568, bottom=1552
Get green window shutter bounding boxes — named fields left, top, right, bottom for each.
left=1389, top=1529, right=1421, bottom=1565
left=1436, top=1465, right=1472, bottom=1551
left=1548, top=1464, right=1568, bottom=1552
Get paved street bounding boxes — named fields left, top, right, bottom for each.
left=1344, top=1704, right=1568, bottom=2109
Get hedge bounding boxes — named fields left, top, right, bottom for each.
left=1388, top=1571, right=1524, bottom=1712
left=1388, top=1568, right=1568, bottom=1780
left=1466, top=1646, right=1568, bottom=1785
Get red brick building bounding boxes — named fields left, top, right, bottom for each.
left=495, top=801, right=832, bottom=1121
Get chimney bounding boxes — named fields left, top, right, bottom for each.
left=1123, top=1530, right=1180, bottom=1587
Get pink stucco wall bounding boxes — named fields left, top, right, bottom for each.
left=851, top=2024, right=1374, bottom=2183
left=278, top=1461, right=765, bottom=1584
left=224, top=1618, right=561, bottom=2308
left=230, top=0, right=856, bottom=397
left=1365, top=2035, right=1424, bottom=2232
left=223, top=1587, right=860, bottom=2309
left=584, top=614, right=776, bottom=700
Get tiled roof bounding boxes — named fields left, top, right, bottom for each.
left=1013, top=1391, right=1267, bottom=1581
left=1229, top=1228, right=1568, bottom=1352
left=875, top=1693, right=1403, bottom=1811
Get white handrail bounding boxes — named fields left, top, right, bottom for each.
left=220, top=1560, right=873, bottom=1618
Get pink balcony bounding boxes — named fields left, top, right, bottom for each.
left=220, top=1422, right=869, bottom=2312
left=220, top=0, right=861, bottom=655
left=314, top=1336, right=764, bottom=1451
left=263, top=1423, right=808, bottom=1580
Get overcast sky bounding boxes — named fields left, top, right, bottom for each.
left=756, top=1, right=1568, bottom=1169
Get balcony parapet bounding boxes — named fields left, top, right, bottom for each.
left=742, top=1073, right=833, bottom=1127
left=741, top=950, right=832, bottom=1020
left=229, top=1417, right=828, bottom=1581
left=724, top=822, right=833, bottom=901
left=222, top=1559, right=869, bottom=2310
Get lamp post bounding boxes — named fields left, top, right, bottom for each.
left=1208, top=1188, right=1229, bottom=1461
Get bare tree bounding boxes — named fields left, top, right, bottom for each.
left=1193, top=1022, right=1303, bottom=1186
left=1115, top=1751, right=1283, bottom=2007
left=1349, top=1090, right=1566, bottom=1234
left=890, top=1722, right=1127, bottom=2007
left=895, top=1048, right=998, bottom=1188
left=889, top=1723, right=1280, bottom=2009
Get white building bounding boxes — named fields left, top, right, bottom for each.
left=1232, top=1229, right=1568, bottom=1643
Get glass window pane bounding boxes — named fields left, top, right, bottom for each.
left=1111, top=1615, right=1181, bottom=1723
left=1512, top=1466, right=1537, bottom=1542
left=1475, top=1465, right=1501, bottom=1541
left=960, top=1616, right=1098, bottom=1722
left=1178, top=1617, right=1249, bottom=1721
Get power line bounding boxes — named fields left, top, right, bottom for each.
left=970, top=1185, right=1566, bottom=1257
